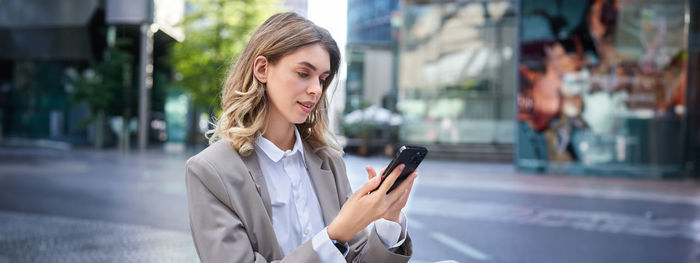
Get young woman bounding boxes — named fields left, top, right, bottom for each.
left=186, top=12, right=416, bottom=263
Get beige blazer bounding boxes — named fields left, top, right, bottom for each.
left=186, top=139, right=413, bottom=263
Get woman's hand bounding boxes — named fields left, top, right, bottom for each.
left=327, top=164, right=417, bottom=243
left=366, top=166, right=417, bottom=223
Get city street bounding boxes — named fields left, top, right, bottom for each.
left=1, top=146, right=700, bottom=262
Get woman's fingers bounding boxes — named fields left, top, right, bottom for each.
left=399, top=172, right=417, bottom=204
left=398, top=187, right=411, bottom=205
left=378, top=164, right=405, bottom=194
left=367, top=166, right=387, bottom=180
left=397, top=171, right=416, bottom=192
left=353, top=173, right=382, bottom=199
left=386, top=172, right=417, bottom=205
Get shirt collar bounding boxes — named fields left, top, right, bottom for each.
left=255, top=126, right=306, bottom=165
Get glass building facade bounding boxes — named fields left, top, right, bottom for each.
left=346, top=0, right=400, bottom=113
left=347, top=0, right=399, bottom=44
left=398, top=0, right=517, bottom=146
left=397, top=0, right=699, bottom=176
left=0, top=1, right=179, bottom=146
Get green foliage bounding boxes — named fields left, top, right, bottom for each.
left=343, top=119, right=378, bottom=140
left=66, top=37, right=135, bottom=149
left=68, top=38, right=135, bottom=126
left=170, top=0, right=279, bottom=112
left=68, top=69, right=106, bottom=125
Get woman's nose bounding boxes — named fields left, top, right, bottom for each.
left=308, top=80, right=322, bottom=95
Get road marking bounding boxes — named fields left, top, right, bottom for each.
left=406, top=197, right=700, bottom=242
left=418, top=178, right=700, bottom=208
left=430, top=231, right=491, bottom=261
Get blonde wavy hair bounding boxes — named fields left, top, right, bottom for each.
left=207, top=12, right=341, bottom=156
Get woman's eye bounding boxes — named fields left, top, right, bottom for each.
left=297, top=72, right=309, bottom=78
left=319, top=78, right=326, bottom=84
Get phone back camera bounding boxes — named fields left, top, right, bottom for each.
left=413, top=156, right=421, bottom=164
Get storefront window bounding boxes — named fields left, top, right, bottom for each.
left=517, top=0, right=689, bottom=176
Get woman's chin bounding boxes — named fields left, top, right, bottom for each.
left=291, top=116, right=307, bottom=124
left=290, top=112, right=311, bottom=124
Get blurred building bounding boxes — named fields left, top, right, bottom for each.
left=690, top=0, right=700, bottom=177
left=515, top=0, right=698, bottom=177
left=397, top=0, right=517, bottom=161
left=0, top=0, right=183, bottom=147
left=343, top=0, right=401, bottom=153
left=346, top=0, right=700, bottom=177
left=346, top=0, right=400, bottom=112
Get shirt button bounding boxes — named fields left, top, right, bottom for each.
left=304, top=228, right=310, bottom=235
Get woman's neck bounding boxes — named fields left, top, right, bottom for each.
left=263, top=109, right=296, bottom=151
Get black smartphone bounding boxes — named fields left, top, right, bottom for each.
left=372, top=145, right=428, bottom=194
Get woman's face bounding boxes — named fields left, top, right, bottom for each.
left=263, top=44, right=330, bottom=125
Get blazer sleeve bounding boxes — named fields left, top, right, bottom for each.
left=326, top=151, right=414, bottom=263
left=186, top=156, right=322, bottom=263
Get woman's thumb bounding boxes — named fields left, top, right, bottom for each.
left=366, top=166, right=377, bottom=180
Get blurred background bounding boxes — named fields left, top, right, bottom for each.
left=1, top=0, right=700, bottom=262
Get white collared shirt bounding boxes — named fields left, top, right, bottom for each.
left=254, top=127, right=407, bottom=262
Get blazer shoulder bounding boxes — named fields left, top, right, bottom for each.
left=190, top=139, right=241, bottom=162
left=186, top=140, right=247, bottom=189
left=315, top=146, right=344, bottom=164
left=187, top=140, right=244, bottom=170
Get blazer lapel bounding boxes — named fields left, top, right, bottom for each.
left=240, top=151, right=274, bottom=222
left=303, top=143, right=341, bottom=226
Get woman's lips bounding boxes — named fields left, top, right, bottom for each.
left=297, top=101, right=313, bottom=113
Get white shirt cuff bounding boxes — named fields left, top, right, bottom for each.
left=374, top=211, right=408, bottom=250
left=312, top=227, right=348, bottom=263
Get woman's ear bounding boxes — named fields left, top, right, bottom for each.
left=253, top=55, right=269, bottom=84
